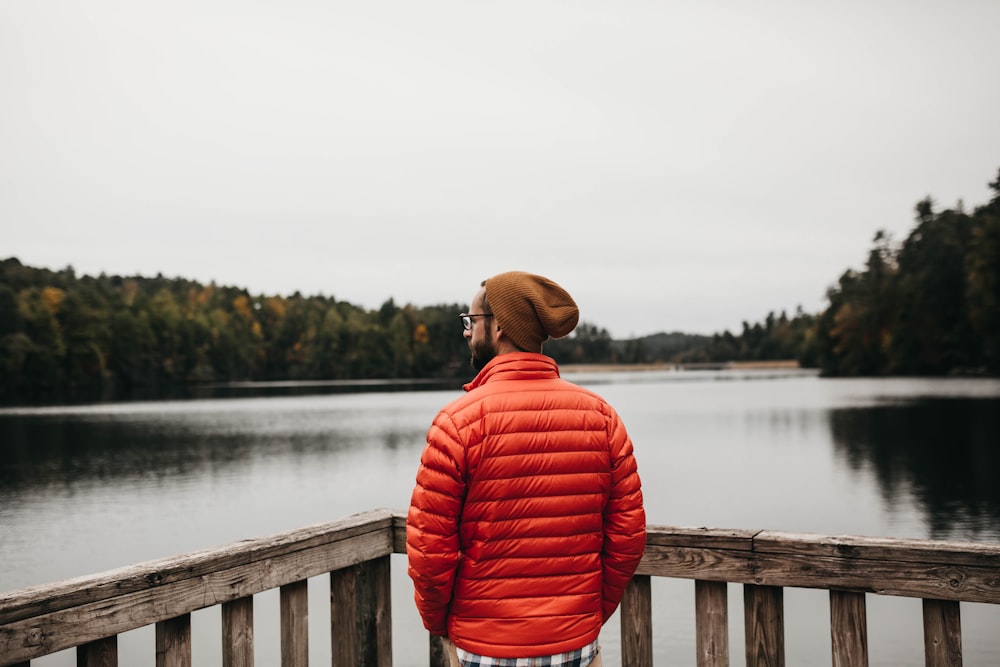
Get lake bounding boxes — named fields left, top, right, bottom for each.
left=1, top=368, right=999, bottom=666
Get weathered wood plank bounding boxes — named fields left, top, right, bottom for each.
left=392, top=514, right=408, bottom=555
left=620, top=575, right=652, bottom=667
left=429, top=634, right=449, bottom=667
left=280, top=580, right=308, bottom=667
left=923, top=599, right=962, bottom=667
left=748, top=553, right=1000, bottom=604
left=77, top=635, right=117, bottom=667
left=744, top=584, right=784, bottom=667
left=222, top=596, right=254, bottom=667
left=636, top=545, right=756, bottom=582
left=830, top=590, right=867, bottom=667
left=646, top=525, right=758, bottom=551
left=754, top=531, right=1000, bottom=569
left=371, top=557, right=392, bottom=667
left=637, top=540, right=1000, bottom=604
left=155, top=613, right=191, bottom=667
left=0, top=529, right=391, bottom=664
left=695, top=580, right=728, bottom=667
left=331, top=556, right=392, bottom=667
left=0, top=509, right=395, bottom=626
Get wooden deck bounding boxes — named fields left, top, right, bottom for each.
left=1, top=509, right=998, bottom=666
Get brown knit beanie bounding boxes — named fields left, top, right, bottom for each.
left=483, top=271, right=579, bottom=351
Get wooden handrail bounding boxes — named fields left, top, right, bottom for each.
left=1, top=511, right=997, bottom=666
left=0, top=510, right=396, bottom=665
left=637, top=525, right=1000, bottom=603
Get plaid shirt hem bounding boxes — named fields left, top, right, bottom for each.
left=456, top=640, right=599, bottom=667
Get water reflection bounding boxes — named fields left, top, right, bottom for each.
left=0, top=394, right=436, bottom=494
left=829, top=397, right=1000, bottom=540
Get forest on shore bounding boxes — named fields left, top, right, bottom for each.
left=2, top=168, right=998, bottom=404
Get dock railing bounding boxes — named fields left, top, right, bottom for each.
left=1, top=509, right=998, bottom=666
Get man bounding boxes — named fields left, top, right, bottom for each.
left=406, top=271, right=646, bottom=667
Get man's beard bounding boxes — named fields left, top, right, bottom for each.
left=470, top=336, right=497, bottom=372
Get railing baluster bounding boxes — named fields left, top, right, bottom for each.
left=744, top=584, right=784, bottom=667
left=923, top=598, right=962, bottom=667
left=330, top=555, right=392, bottom=667
left=429, top=634, right=450, bottom=667
left=76, top=635, right=117, bottom=666
left=695, top=580, right=729, bottom=666
left=621, top=574, right=653, bottom=667
left=222, top=596, right=255, bottom=667
left=830, top=590, right=867, bottom=667
left=280, top=580, right=309, bottom=667
left=156, top=613, right=192, bottom=667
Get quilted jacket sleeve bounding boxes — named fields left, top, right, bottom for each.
left=601, top=407, right=646, bottom=622
left=406, top=410, right=467, bottom=635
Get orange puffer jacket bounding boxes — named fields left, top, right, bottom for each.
left=406, top=353, right=646, bottom=658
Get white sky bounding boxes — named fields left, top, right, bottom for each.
left=2, top=1, right=999, bottom=339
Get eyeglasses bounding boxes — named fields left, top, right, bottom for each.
left=459, top=312, right=493, bottom=330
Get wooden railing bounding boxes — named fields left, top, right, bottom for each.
left=1, top=509, right=998, bottom=666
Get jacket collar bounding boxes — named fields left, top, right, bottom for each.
left=463, top=352, right=561, bottom=392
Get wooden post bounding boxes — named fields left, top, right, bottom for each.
left=155, top=613, right=192, bottom=667
left=429, top=634, right=449, bottom=667
left=695, top=580, right=729, bottom=667
left=830, top=591, right=868, bottom=667
left=280, top=580, right=309, bottom=667
left=330, top=555, right=392, bottom=667
left=76, top=636, right=117, bottom=667
left=620, top=575, right=653, bottom=667
left=744, top=584, right=784, bottom=667
left=222, top=596, right=255, bottom=667
left=923, top=599, right=962, bottom=667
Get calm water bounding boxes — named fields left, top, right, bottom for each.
left=1, top=369, right=999, bottom=666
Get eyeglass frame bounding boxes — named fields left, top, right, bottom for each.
left=459, top=312, right=494, bottom=330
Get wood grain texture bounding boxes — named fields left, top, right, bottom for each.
left=222, top=596, right=254, bottom=667
left=0, top=527, right=390, bottom=663
left=0, top=509, right=395, bottom=625
left=429, top=634, right=448, bottom=667
left=636, top=526, right=1000, bottom=604
left=77, top=636, right=117, bottom=667
left=695, top=580, right=729, bottom=667
left=280, top=580, right=308, bottom=667
left=830, top=590, right=867, bottom=667
left=620, top=575, right=653, bottom=667
left=923, top=599, right=962, bottom=667
left=155, top=614, right=191, bottom=667
left=331, top=556, right=391, bottom=667
left=744, top=584, right=784, bottom=667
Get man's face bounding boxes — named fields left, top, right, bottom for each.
left=467, top=287, right=497, bottom=372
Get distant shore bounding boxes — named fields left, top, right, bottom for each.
left=560, top=360, right=802, bottom=373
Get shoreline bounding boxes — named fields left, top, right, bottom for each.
left=559, top=360, right=802, bottom=373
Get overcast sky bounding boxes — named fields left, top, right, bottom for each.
left=2, top=1, right=999, bottom=339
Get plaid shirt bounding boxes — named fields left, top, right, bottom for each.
left=456, top=640, right=599, bottom=667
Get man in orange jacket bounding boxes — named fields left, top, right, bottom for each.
left=406, top=271, right=646, bottom=667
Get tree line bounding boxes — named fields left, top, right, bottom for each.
left=666, top=167, right=1000, bottom=376
left=569, top=167, right=999, bottom=374
left=0, top=260, right=628, bottom=404
left=2, top=167, right=998, bottom=403
left=813, top=168, right=1000, bottom=376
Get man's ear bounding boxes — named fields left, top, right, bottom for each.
left=492, top=326, right=518, bottom=354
